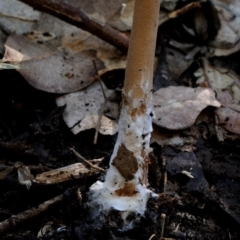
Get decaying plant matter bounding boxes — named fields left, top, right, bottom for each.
left=89, top=0, right=161, bottom=215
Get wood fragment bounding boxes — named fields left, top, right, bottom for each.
left=0, top=194, right=63, bottom=235
left=17, top=0, right=129, bottom=53
left=35, top=162, right=99, bottom=184
left=168, top=2, right=201, bottom=19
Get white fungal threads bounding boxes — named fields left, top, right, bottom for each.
left=89, top=95, right=153, bottom=216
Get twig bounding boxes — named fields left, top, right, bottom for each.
left=0, top=12, right=38, bottom=22
left=160, top=213, right=166, bottom=239
left=168, top=2, right=201, bottom=19
left=70, top=148, right=105, bottom=173
left=17, top=0, right=129, bottom=53
left=92, top=60, right=108, bottom=144
left=162, top=156, right=167, bottom=192
left=149, top=234, right=158, bottom=240
left=0, top=194, right=63, bottom=235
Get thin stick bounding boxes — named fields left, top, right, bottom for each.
left=149, top=234, right=158, bottom=240
left=162, top=156, right=167, bottom=192
left=160, top=213, right=166, bottom=239
left=0, top=194, right=63, bottom=235
left=93, top=61, right=107, bottom=100
left=17, top=0, right=129, bottom=53
left=70, top=148, right=105, bottom=173
left=92, top=60, right=108, bottom=144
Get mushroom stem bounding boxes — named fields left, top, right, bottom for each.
left=90, top=0, right=161, bottom=215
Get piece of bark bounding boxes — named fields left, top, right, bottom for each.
left=35, top=162, right=102, bottom=184
left=17, top=0, right=129, bottom=53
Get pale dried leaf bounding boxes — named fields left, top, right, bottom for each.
left=56, top=82, right=119, bottom=135
left=37, top=222, right=54, bottom=238
left=63, top=33, right=127, bottom=72
left=19, top=50, right=104, bottom=93
left=1, top=34, right=105, bottom=93
left=232, top=85, right=240, bottom=103
left=153, top=86, right=221, bottom=130
left=18, top=166, right=34, bottom=190
left=0, top=0, right=40, bottom=34
left=216, top=107, right=240, bottom=134
left=2, top=45, right=25, bottom=62
left=210, top=0, right=240, bottom=56
left=1, top=1, right=129, bottom=95
left=2, top=34, right=51, bottom=62
left=206, top=65, right=235, bottom=90
left=76, top=115, right=118, bottom=135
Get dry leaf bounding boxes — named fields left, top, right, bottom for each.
left=0, top=0, right=40, bottom=34
left=19, top=50, right=104, bottom=93
left=215, top=107, right=240, bottom=134
left=210, top=0, right=240, bottom=56
left=205, top=65, right=235, bottom=90
left=200, top=60, right=240, bottom=135
left=1, top=34, right=104, bottom=93
left=18, top=166, right=34, bottom=190
left=63, top=32, right=127, bottom=72
left=153, top=86, right=221, bottom=130
left=56, top=81, right=119, bottom=135
left=1, top=0, right=128, bottom=92
left=2, top=34, right=52, bottom=62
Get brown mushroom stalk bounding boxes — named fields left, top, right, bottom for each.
left=89, top=0, right=161, bottom=215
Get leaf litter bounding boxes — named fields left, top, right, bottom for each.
left=1, top=0, right=240, bottom=239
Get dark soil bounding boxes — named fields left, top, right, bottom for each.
left=1, top=69, right=240, bottom=240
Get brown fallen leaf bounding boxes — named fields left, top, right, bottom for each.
left=153, top=86, right=221, bottom=130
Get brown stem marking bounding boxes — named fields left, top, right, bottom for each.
left=17, top=0, right=129, bottom=53
left=114, top=0, right=160, bottom=181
